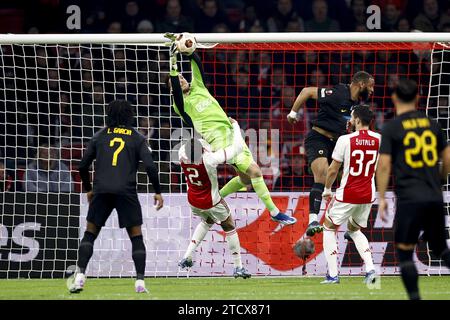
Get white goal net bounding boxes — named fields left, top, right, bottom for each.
left=0, top=33, right=449, bottom=278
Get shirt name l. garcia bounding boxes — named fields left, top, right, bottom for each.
left=107, top=127, right=132, bottom=135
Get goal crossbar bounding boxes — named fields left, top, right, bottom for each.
left=0, top=32, right=449, bottom=45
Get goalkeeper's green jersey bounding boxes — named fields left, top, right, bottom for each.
left=171, top=54, right=233, bottom=151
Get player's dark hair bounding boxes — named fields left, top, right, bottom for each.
left=106, top=100, right=134, bottom=127
left=351, top=71, right=373, bottom=84
left=184, top=138, right=204, bottom=163
left=395, top=78, right=418, bottom=103
left=352, top=104, right=373, bottom=126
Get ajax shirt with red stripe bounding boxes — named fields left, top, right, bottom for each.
left=332, top=129, right=381, bottom=204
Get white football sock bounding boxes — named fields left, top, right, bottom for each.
left=225, top=229, right=242, bottom=268
left=183, top=221, right=212, bottom=259
left=309, top=213, right=318, bottom=225
left=323, top=227, right=339, bottom=277
left=347, top=230, right=375, bottom=273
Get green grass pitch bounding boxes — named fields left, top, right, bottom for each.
left=0, top=276, right=449, bottom=300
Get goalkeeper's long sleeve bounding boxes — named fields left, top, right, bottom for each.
left=170, top=74, right=194, bottom=129
left=78, top=136, right=97, bottom=192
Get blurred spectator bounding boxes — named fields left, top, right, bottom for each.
left=121, top=1, right=144, bottom=32
left=107, top=21, right=122, bottom=33
left=249, top=20, right=265, bottom=32
left=381, top=2, right=401, bottom=31
left=212, top=23, right=231, bottom=33
left=305, top=0, right=340, bottom=32
left=138, top=117, right=156, bottom=141
left=195, top=0, right=229, bottom=33
left=274, top=144, right=313, bottom=191
left=413, top=0, right=450, bottom=31
left=24, top=144, right=73, bottom=193
left=239, top=5, right=264, bottom=32
left=156, top=0, right=194, bottom=33
left=267, top=0, right=304, bottom=32
left=0, top=161, right=14, bottom=192
left=396, top=17, right=412, bottom=31
left=137, top=20, right=154, bottom=33
left=345, top=0, right=367, bottom=32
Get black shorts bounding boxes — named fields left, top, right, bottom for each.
left=87, top=193, right=143, bottom=228
left=395, top=201, right=448, bottom=252
left=304, top=129, right=336, bottom=165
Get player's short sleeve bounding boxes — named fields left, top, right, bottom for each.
left=317, top=86, right=340, bottom=106
left=331, top=136, right=346, bottom=162
left=379, top=122, right=394, bottom=155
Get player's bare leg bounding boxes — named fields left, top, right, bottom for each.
left=220, top=163, right=296, bottom=225
left=307, top=157, right=328, bottom=236
left=220, top=215, right=250, bottom=279
left=321, top=217, right=340, bottom=284
left=126, top=225, right=148, bottom=293
left=70, top=222, right=101, bottom=293
left=346, top=220, right=376, bottom=283
left=179, top=217, right=214, bottom=269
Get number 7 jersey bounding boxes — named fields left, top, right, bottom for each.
left=333, top=129, right=381, bottom=204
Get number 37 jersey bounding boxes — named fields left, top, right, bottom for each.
left=333, top=129, right=381, bottom=204
left=379, top=110, right=447, bottom=203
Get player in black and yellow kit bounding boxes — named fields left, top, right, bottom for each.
left=377, top=79, right=450, bottom=300
left=288, top=71, right=375, bottom=236
left=69, top=100, right=164, bottom=294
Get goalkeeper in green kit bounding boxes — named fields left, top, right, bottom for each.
left=165, top=32, right=296, bottom=225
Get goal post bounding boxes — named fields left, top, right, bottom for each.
left=0, top=33, right=449, bottom=279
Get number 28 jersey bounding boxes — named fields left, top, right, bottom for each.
left=379, top=110, right=447, bottom=203
left=333, top=129, right=381, bottom=204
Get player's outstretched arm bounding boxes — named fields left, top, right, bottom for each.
left=288, top=87, right=318, bottom=124
left=188, top=52, right=207, bottom=89
left=376, top=154, right=392, bottom=222
left=138, top=140, right=163, bottom=210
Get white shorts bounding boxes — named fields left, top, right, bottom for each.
left=326, top=198, right=373, bottom=228
left=191, top=200, right=230, bottom=224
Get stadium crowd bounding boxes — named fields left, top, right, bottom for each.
left=0, top=0, right=449, bottom=193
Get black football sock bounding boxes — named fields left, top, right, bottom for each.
left=309, top=183, right=324, bottom=223
left=131, top=235, right=146, bottom=280
left=397, top=248, right=420, bottom=300
left=77, top=231, right=97, bottom=274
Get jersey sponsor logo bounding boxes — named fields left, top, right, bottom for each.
left=325, top=89, right=333, bottom=95
left=107, top=127, right=132, bottom=135
left=195, top=99, right=212, bottom=113
left=340, top=109, right=347, bottom=113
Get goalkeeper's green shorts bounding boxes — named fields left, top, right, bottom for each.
left=229, top=144, right=254, bottom=174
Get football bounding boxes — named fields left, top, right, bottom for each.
left=175, top=32, right=197, bottom=55
left=293, top=238, right=315, bottom=260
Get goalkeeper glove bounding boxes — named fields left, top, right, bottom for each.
left=169, top=42, right=179, bottom=74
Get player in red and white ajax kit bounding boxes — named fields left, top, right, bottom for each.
left=321, top=104, right=380, bottom=284
left=178, top=119, right=250, bottom=279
